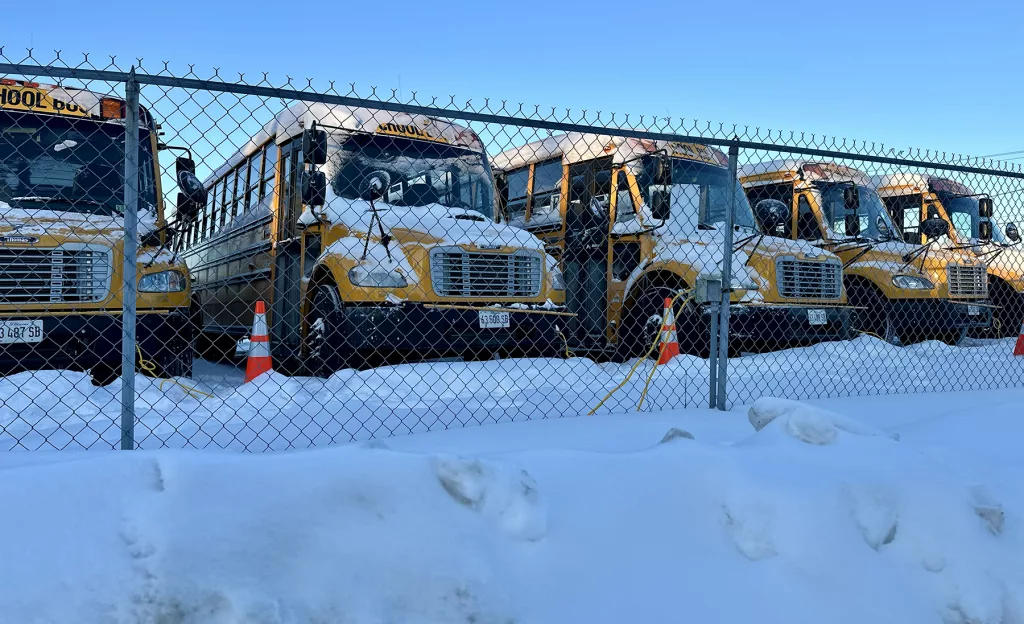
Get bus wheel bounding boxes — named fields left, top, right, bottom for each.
left=90, top=362, right=119, bottom=387
left=619, top=286, right=700, bottom=359
left=991, top=281, right=1024, bottom=338
left=848, top=282, right=902, bottom=345
left=938, top=327, right=968, bottom=346
left=305, top=283, right=351, bottom=378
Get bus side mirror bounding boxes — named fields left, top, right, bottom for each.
left=979, top=220, right=993, bottom=242
left=175, top=156, right=206, bottom=221
left=843, top=185, right=860, bottom=212
left=302, top=126, right=328, bottom=165
left=1006, top=222, right=1021, bottom=242
left=845, top=213, right=861, bottom=237
left=301, top=170, right=327, bottom=207
left=651, top=190, right=670, bottom=220
left=979, top=197, right=994, bottom=218
left=921, top=216, right=950, bottom=239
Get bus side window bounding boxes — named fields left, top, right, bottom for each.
left=528, top=158, right=563, bottom=230
left=745, top=182, right=794, bottom=237
left=614, top=170, right=636, bottom=224
left=504, top=166, right=530, bottom=228
left=260, top=144, right=277, bottom=204
left=886, top=194, right=922, bottom=244
left=244, top=151, right=261, bottom=214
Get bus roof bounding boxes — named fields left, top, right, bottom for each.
left=739, top=159, right=872, bottom=188
left=872, top=173, right=974, bottom=198
left=0, top=79, right=153, bottom=127
left=489, top=132, right=727, bottom=172
left=207, top=102, right=485, bottom=184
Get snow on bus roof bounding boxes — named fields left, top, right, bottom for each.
left=738, top=159, right=872, bottom=187
left=490, top=132, right=727, bottom=171
left=206, top=102, right=485, bottom=185
left=872, top=173, right=972, bottom=198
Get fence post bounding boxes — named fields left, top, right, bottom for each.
left=120, top=68, right=140, bottom=450
left=715, top=140, right=739, bottom=410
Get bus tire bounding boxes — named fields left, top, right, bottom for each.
left=305, top=282, right=353, bottom=378
left=618, top=286, right=703, bottom=359
left=847, top=280, right=903, bottom=345
left=90, top=362, right=119, bottom=387
left=990, top=279, right=1024, bottom=338
left=197, top=333, right=237, bottom=363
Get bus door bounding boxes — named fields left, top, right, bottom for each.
left=565, top=158, right=612, bottom=345
left=608, top=167, right=643, bottom=339
left=271, top=140, right=305, bottom=362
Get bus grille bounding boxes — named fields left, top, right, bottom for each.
left=946, top=264, right=987, bottom=298
left=0, top=246, right=111, bottom=304
left=776, top=257, right=842, bottom=299
left=430, top=247, right=543, bottom=298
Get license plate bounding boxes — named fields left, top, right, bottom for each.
left=807, top=309, right=828, bottom=326
left=968, top=305, right=981, bottom=316
left=478, top=310, right=510, bottom=329
left=0, top=319, right=44, bottom=344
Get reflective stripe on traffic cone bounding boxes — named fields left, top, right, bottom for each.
left=657, top=297, right=681, bottom=365
left=244, top=300, right=273, bottom=382
left=1014, top=322, right=1024, bottom=356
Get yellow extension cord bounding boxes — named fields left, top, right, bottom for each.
left=588, top=291, right=693, bottom=416
left=136, top=345, right=214, bottom=400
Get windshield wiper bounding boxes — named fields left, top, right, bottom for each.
left=12, top=196, right=104, bottom=206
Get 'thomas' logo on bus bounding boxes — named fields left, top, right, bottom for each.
left=376, top=122, right=450, bottom=144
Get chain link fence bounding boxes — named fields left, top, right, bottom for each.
left=1, top=50, right=1023, bottom=451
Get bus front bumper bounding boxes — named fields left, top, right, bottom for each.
left=337, top=303, right=567, bottom=356
left=716, top=304, right=854, bottom=345
left=0, top=308, right=192, bottom=375
left=888, top=298, right=992, bottom=334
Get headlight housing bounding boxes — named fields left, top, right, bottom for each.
left=348, top=266, right=408, bottom=289
left=892, top=274, right=934, bottom=290
left=138, top=270, right=186, bottom=293
left=548, top=267, right=565, bottom=291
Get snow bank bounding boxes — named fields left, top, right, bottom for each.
left=1, top=396, right=1022, bottom=623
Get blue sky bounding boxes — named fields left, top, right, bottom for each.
left=4, top=0, right=1022, bottom=162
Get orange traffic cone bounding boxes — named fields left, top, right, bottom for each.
left=657, top=297, right=681, bottom=365
left=1014, top=322, right=1024, bottom=356
left=244, top=300, right=273, bottom=382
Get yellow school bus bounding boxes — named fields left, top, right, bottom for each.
left=491, top=134, right=851, bottom=357
left=740, top=161, right=991, bottom=344
left=181, top=103, right=565, bottom=374
left=0, top=79, right=195, bottom=385
left=874, top=173, right=1024, bottom=336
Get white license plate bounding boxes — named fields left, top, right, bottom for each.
left=478, top=310, right=510, bottom=329
left=968, top=305, right=981, bottom=316
left=807, top=309, right=828, bottom=326
left=0, top=319, right=44, bottom=344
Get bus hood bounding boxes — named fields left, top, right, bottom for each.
left=324, top=198, right=545, bottom=251
left=0, top=204, right=157, bottom=240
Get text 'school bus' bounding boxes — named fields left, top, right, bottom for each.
left=874, top=173, right=1023, bottom=336
left=740, top=161, right=991, bottom=345
left=0, top=79, right=194, bottom=385
left=180, top=103, right=566, bottom=374
left=491, top=134, right=851, bottom=358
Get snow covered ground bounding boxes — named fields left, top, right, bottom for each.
left=0, top=388, right=1021, bottom=623
left=1, top=335, right=1022, bottom=451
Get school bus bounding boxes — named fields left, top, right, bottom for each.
left=0, top=79, right=195, bottom=385
left=181, top=103, right=565, bottom=374
left=874, top=173, right=1024, bottom=336
left=740, top=161, right=991, bottom=344
left=491, top=134, right=851, bottom=357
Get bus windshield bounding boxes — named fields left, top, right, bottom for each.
left=328, top=134, right=494, bottom=219
left=817, top=183, right=900, bottom=241
left=0, top=111, right=155, bottom=216
left=936, top=193, right=1011, bottom=244
left=638, top=156, right=756, bottom=230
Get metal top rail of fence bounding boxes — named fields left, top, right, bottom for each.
left=1, top=49, right=1023, bottom=452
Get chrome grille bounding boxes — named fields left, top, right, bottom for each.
left=946, top=264, right=987, bottom=298
left=0, top=245, right=111, bottom=304
left=430, top=247, right=543, bottom=298
left=776, top=257, right=842, bottom=299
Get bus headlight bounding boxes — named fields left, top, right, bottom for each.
left=348, top=266, right=408, bottom=289
left=892, top=274, right=934, bottom=290
left=138, top=270, right=186, bottom=293
left=548, top=267, right=565, bottom=291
